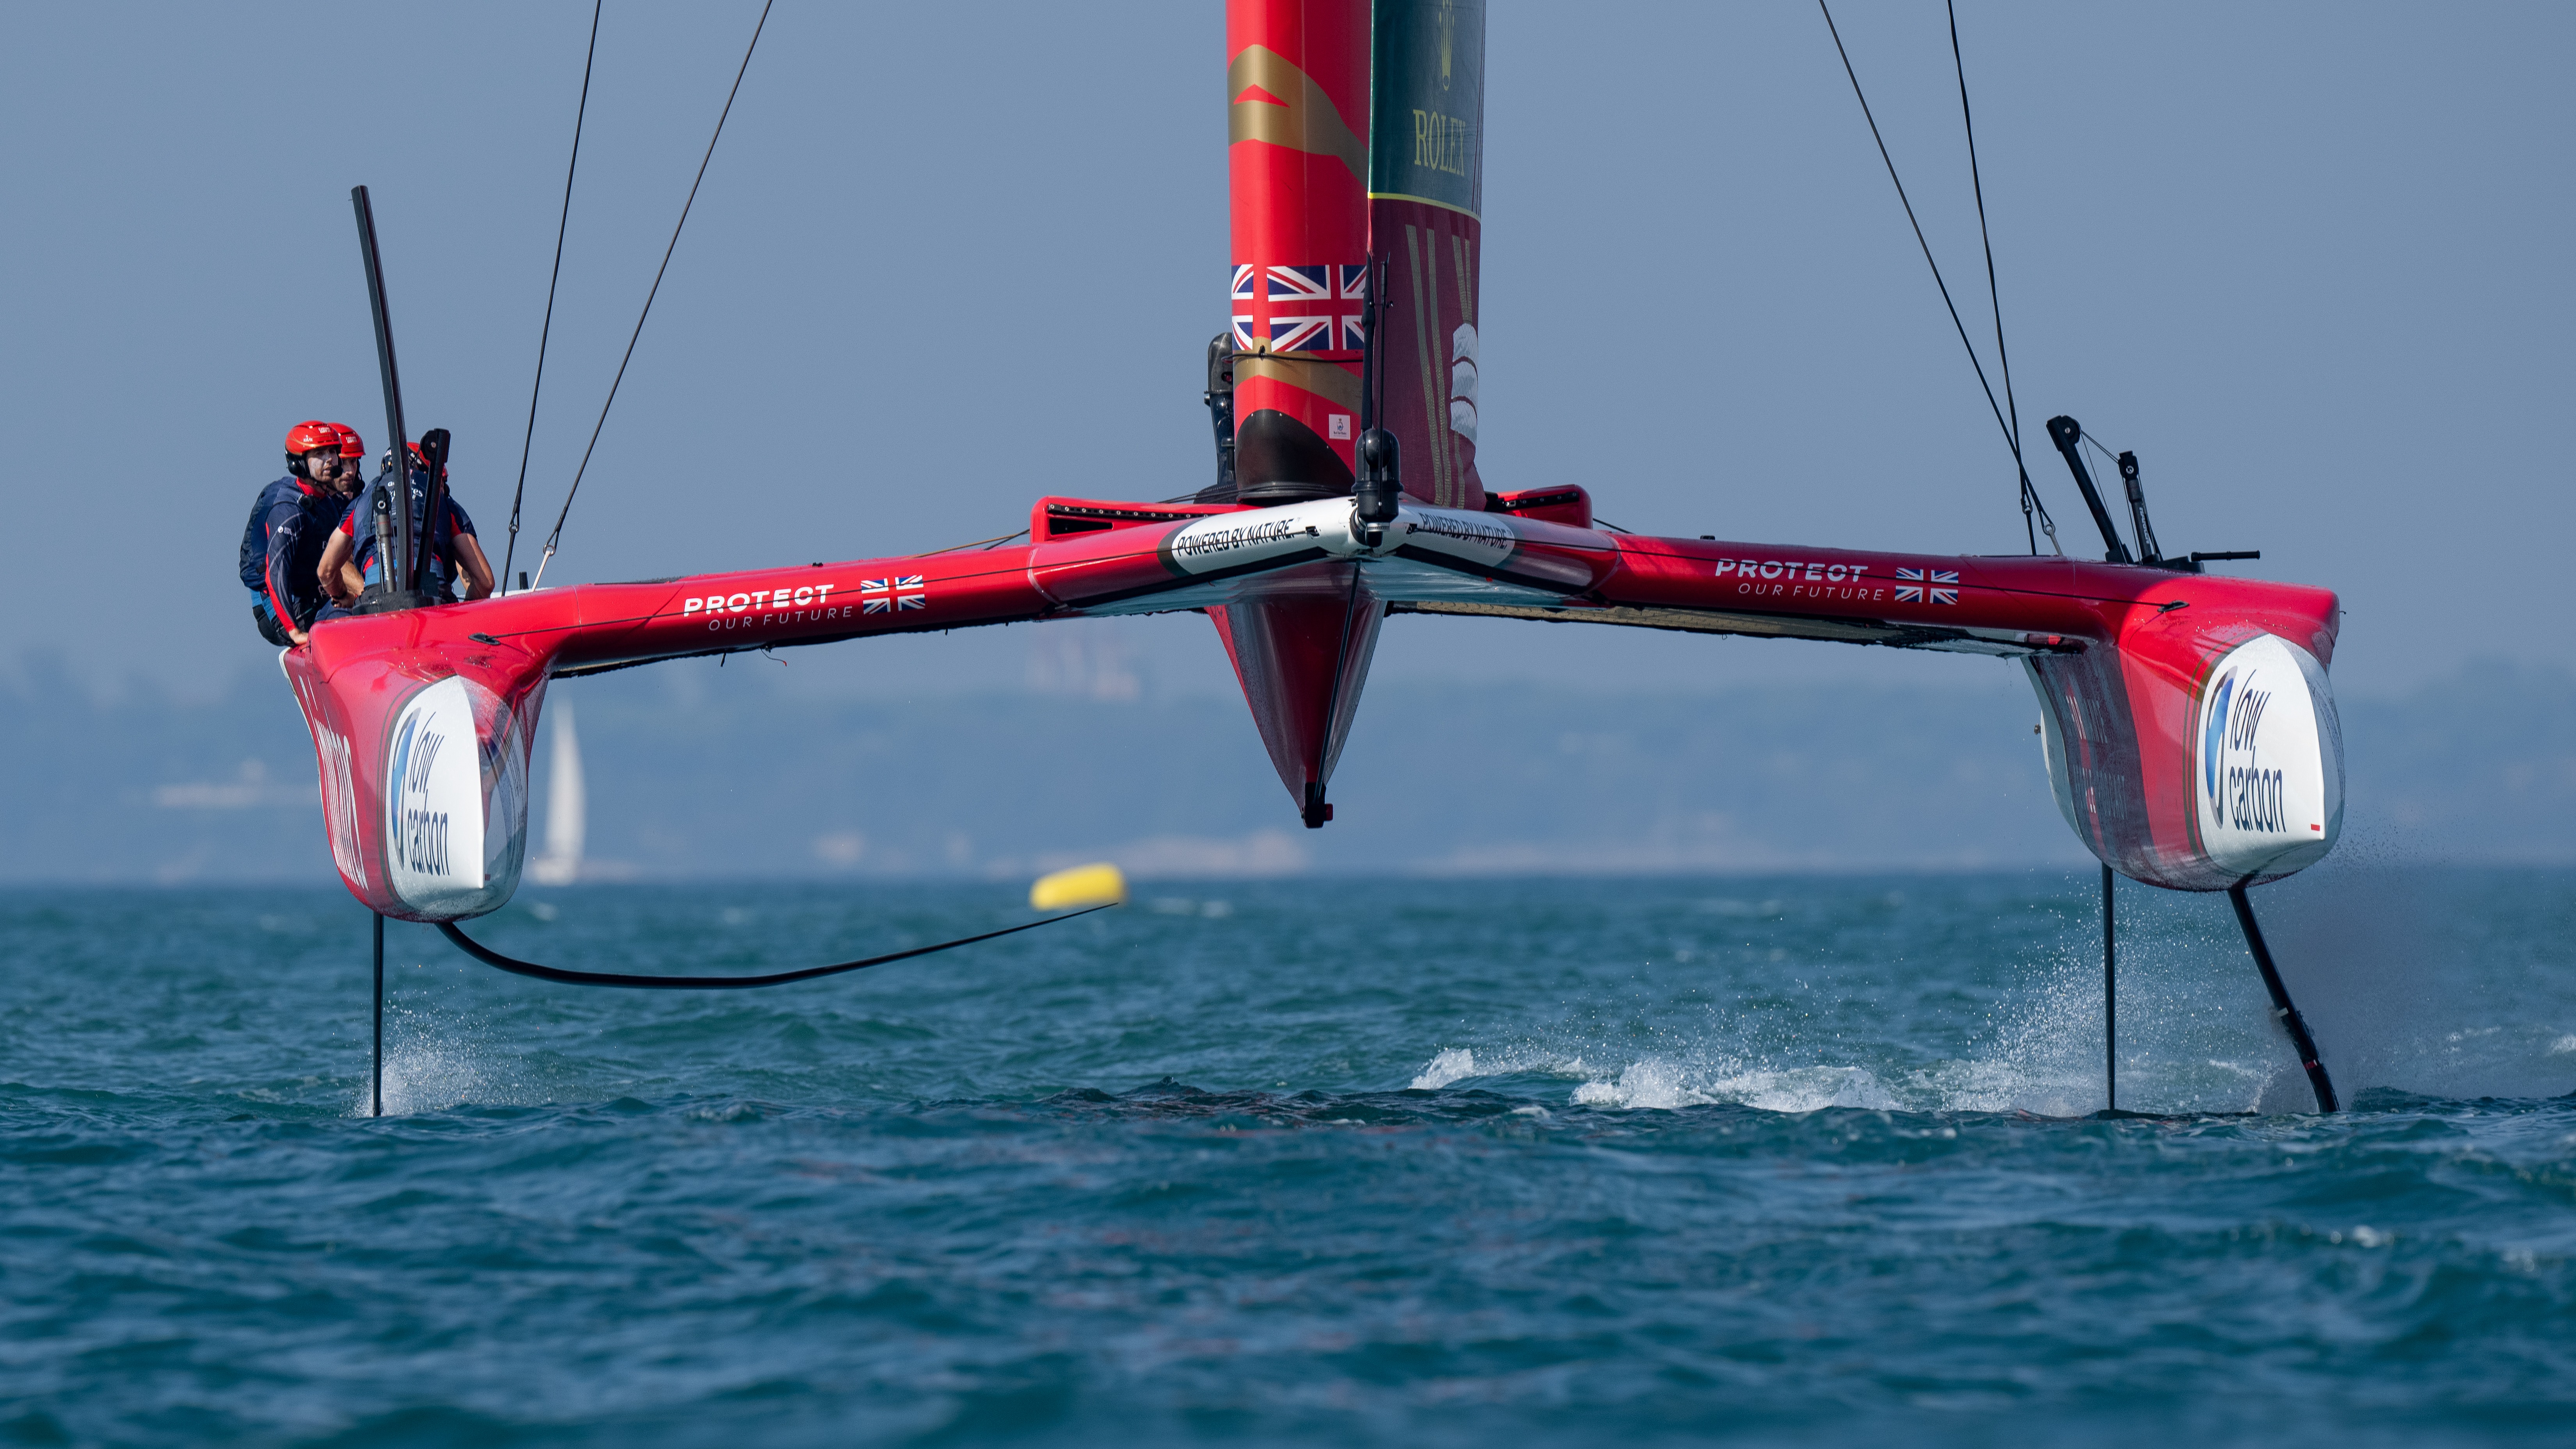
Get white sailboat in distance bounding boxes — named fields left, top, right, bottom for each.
left=528, top=702, right=584, bottom=887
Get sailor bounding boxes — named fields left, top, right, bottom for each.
left=317, top=440, right=496, bottom=612
left=238, top=421, right=361, bottom=647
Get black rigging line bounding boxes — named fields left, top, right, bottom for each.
left=2080, top=428, right=2124, bottom=470
left=1816, top=0, right=2059, bottom=555
left=439, top=903, right=1113, bottom=990
left=502, top=0, right=603, bottom=595
left=532, top=0, right=776, bottom=590
left=1944, top=0, right=2048, bottom=556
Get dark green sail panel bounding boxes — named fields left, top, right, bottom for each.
left=1368, top=0, right=1484, bottom=218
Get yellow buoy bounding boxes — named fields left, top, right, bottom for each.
left=1030, top=861, right=1127, bottom=911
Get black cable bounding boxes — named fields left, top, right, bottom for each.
left=534, top=0, right=775, bottom=588
left=502, top=0, right=603, bottom=595
left=1817, top=0, right=2058, bottom=554
left=439, top=902, right=1113, bottom=990
left=1945, top=0, right=2047, bottom=556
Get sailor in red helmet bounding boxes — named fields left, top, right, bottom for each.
left=317, top=438, right=495, bottom=612
left=238, top=421, right=362, bottom=646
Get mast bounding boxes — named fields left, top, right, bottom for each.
left=1227, top=0, right=1371, bottom=502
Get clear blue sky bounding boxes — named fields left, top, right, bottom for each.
left=4, top=2, right=2566, bottom=702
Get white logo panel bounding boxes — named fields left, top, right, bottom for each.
left=1161, top=500, right=1340, bottom=577
left=2193, top=634, right=2342, bottom=879
left=383, top=676, right=494, bottom=916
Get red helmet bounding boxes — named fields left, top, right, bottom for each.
left=405, top=440, right=449, bottom=481
left=284, top=420, right=339, bottom=456
left=333, top=424, right=366, bottom=459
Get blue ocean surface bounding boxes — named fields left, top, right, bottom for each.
left=3, top=867, right=2572, bottom=1446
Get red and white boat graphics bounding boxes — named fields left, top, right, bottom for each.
left=280, top=478, right=2344, bottom=919
left=278, top=0, right=2349, bottom=923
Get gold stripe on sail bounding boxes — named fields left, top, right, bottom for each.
left=1228, top=46, right=1367, bottom=180
left=1234, top=354, right=1364, bottom=412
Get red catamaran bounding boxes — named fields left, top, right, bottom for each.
left=287, top=1, right=2347, bottom=1113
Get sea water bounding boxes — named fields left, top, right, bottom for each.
left=2, top=867, right=2571, bottom=1446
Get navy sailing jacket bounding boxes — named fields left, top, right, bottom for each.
left=343, top=471, right=478, bottom=604
left=238, top=476, right=351, bottom=629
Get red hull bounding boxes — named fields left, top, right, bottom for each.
left=284, top=491, right=2338, bottom=917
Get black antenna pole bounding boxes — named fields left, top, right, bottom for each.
left=1371, top=255, right=1391, bottom=428
left=1358, top=255, right=1381, bottom=437
left=1352, top=254, right=1401, bottom=539
left=413, top=428, right=451, bottom=597
left=351, top=185, right=413, bottom=599
left=1350, top=254, right=1391, bottom=433
left=2118, top=449, right=2163, bottom=565
left=2045, top=415, right=2132, bottom=563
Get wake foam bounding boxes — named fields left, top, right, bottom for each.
left=1408, top=1044, right=1901, bottom=1112
left=1410, top=1048, right=1479, bottom=1091
left=348, top=995, right=530, bottom=1117
left=1569, top=1060, right=1899, bottom=1112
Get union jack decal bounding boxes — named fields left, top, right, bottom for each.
left=1230, top=265, right=1258, bottom=351
left=861, top=575, right=926, bottom=614
left=1230, top=263, right=1366, bottom=352
left=1893, top=567, right=1960, bottom=605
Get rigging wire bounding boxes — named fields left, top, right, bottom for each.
left=1816, top=0, right=2060, bottom=555
left=1944, top=0, right=2052, bottom=556
left=531, top=0, right=776, bottom=592
left=501, top=0, right=603, bottom=595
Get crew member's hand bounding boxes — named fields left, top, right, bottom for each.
left=288, top=628, right=309, bottom=647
